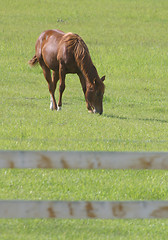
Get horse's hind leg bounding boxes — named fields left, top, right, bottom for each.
left=57, top=62, right=66, bottom=110
left=50, top=71, right=59, bottom=110
left=40, top=61, right=57, bottom=110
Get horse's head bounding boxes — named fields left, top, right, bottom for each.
left=86, top=76, right=105, bottom=115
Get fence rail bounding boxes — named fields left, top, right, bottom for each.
left=0, top=200, right=168, bottom=219
left=0, top=151, right=168, bottom=169
left=0, top=151, right=168, bottom=219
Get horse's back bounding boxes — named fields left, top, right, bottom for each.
left=35, top=29, right=87, bottom=73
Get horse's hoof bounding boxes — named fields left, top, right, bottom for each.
left=88, top=110, right=93, bottom=113
left=57, top=106, right=62, bottom=111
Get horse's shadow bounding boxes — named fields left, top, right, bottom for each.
left=104, top=114, right=168, bottom=124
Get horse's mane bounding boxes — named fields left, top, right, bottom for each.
left=62, top=32, right=89, bottom=59
left=61, top=33, right=103, bottom=89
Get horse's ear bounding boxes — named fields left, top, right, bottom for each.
left=101, top=75, right=105, bottom=82
left=93, top=78, right=97, bottom=85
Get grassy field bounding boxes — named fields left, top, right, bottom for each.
left=0, top=0, right=168, bottom=239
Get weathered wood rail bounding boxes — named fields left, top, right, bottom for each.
left=0, top=151, right=168, bottom=169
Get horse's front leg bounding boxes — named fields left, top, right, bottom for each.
left=78, top=72, right=93, bottom=113
left=57, top=62, right=66, bottom=110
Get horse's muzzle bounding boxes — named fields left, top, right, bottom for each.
left=93, top=109, right=103, bottom=115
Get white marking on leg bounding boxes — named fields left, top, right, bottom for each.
left=57, top=105, right=62, bottom=111
left=50, top=96, right=53, bottom=110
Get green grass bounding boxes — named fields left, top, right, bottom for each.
left=0, top=169, right=168, bottom=201
left=0, top=0, right=168, bottom=239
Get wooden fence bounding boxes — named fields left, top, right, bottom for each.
left=0, top=151, right=168, bottom=219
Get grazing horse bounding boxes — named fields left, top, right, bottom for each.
left=29, top=29, right=105, bottom=114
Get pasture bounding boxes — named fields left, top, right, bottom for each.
left=0, top=0, right=168, bottom=239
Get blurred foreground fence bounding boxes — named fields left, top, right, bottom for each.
left=0, top=151, right=168, bottom=219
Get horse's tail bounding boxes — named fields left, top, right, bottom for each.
left=28, top=55, right=38, bottom=67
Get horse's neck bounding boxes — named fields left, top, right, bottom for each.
left=82, top=61, right=99, bottom=85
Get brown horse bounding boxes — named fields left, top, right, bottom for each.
left=29, top=29, right=105, bottom=114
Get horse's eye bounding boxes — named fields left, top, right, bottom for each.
left=96, top=91, right=101, bottom=97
